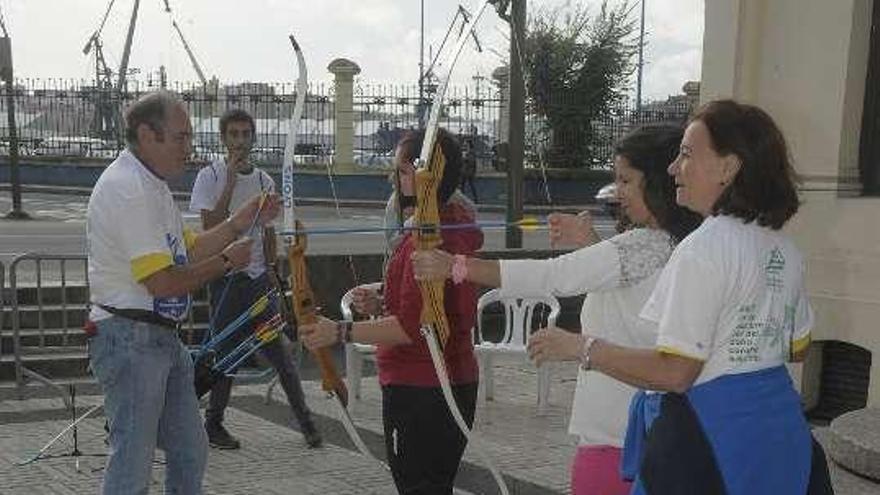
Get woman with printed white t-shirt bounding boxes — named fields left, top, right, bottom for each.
left=412, top=126, right=702, bottom=495
left=530, top=101, right=832, bottom=494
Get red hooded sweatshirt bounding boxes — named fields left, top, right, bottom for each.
left=377, top=201, right=483, bottom=387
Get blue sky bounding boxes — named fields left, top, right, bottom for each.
left=1, top=0, right=703, bottom=100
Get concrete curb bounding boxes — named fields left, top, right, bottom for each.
left=0, top=184, right=602, bottom=214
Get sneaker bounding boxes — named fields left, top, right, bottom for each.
left=303, top=426, right=323, bottom=449
left=206, top=424, right=241, bottom=450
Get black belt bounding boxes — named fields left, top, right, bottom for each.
left=97, top=304, right=182, bottom=330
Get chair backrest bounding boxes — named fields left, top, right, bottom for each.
left=476, top=288, right=561, bottom=349
left=340, top=282, right=383, bottom=321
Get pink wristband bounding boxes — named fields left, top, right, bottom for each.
left=451, top=254, right=468, bottom=284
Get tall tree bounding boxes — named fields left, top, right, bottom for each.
left=525, top=0, right=639, bottom=168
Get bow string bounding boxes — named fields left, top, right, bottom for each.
left=413, top=2, right=510, bottom=494
left=283, top=34, right=348, bottom=404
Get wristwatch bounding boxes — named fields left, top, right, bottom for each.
left=336, top=320, right=354, bottom=343
left=220, top=252, right=234, bottom=275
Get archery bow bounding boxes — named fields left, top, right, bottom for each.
left=413, top=2, right=509, bottom=494
left=282, top=33, right=378, bottom=464
left=283, top=32, right=347, bottom=405
left=284, top=32, right=351, bottom=402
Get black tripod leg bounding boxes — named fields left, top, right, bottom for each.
left=70, top=384, right=82, bottom=471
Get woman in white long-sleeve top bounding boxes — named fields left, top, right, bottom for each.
left=412, top=125, right=702, bottom=495
left=540, top=100, right=831, bottom=494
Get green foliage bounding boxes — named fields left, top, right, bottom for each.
left=525, top=0, right=639, bottom=168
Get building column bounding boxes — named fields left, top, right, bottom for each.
left=700, top=0, right=768, bottom=104
left=328, top=58, right=361, bottom=174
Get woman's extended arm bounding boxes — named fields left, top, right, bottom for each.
left=299, top=315, right=412, bottom=351
left=528, top=327, right=704, bottom=394
left=589, top=340, right=704, bottom=394
left=411, top=249, right=501, bottom=287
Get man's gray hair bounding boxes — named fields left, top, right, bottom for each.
left=124, top=91, right=183, bottom=148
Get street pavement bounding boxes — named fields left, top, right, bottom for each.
left=0, top=193, right=617, bottom=254
left=0, top=192, right=617, bottom=284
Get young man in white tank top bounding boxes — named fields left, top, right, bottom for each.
left=190, top=109, right=321, bottom=450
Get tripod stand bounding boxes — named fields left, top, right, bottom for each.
left=17, top=383, right=105, bottom=471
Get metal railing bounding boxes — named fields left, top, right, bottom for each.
left=1, top=260, right=5, bottom=365
left=1, top=78, right=695, bottom=169
left=9, top=253, right=89, bottom=405
left=6, top=251, right=275, bottom=403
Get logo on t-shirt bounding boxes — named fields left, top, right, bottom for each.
left=153, top=233, right=191, bottom=321
left=765, top=247, right=786, bottom=292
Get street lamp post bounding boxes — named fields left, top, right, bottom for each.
left=636, top=0, right=646, bottom=112
left=418, top=0, right=426, bottom=128
left=506, top=0, right=526, bottom=248
left=0, top=14, right=29, bottom=219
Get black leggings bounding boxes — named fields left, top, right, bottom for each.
left=382, top=383, right=478, bottom=495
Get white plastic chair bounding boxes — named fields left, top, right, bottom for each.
left=475, top=288, right=561, bottom=414
left=340, top=282, right=383, bottom=404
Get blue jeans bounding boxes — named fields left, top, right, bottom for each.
left=89, top=317, right=208, bottom=495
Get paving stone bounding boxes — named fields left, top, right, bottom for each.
left=2, top=353, right=876, bottom=494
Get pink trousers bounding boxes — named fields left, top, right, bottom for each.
left=570, top=445, right=632, bottom=495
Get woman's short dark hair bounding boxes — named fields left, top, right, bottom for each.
left=614, top=125, right=703, bottom=242
left=219, top=108, right=256, bottom=138
left=124, top=91, right=181, bottom=148
left=396, top=128, right=463, bottom=204
left=691, top=100, right=800, bottom=230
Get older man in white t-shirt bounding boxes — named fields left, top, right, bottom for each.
left=87, top=92, right=279, bottom=495
left=190, top=109, right=321, bottom=450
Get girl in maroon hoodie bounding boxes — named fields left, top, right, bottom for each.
left=301, top=129, right=483, bottom=495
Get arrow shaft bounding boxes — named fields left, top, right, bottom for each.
left=275, top=220, right=546, bottom=236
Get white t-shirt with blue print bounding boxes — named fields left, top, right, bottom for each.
left=87, top=149, right=192, bottom=322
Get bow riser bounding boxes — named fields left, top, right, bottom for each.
left=287, top=232, right=349, bottom=406
left=414, top=141, right=452, bottom=347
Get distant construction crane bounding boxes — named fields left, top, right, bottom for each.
left=83, top=0, right=211, bottom=144
left=83, top=0, right=141, bottom=145
left=82, top=0, right=120, bottom=142
left=170, top=20, right=207, bottom=86
left=417, top=3, right=484, bottom=127
left=162, top=0, right=209, bottom=87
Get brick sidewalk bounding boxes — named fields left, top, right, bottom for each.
left=0, top=354, right=579, bottom=494
left=2, top=353, right=878, bottom=494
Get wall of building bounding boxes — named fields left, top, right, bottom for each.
left=702, top=0, right=880, bottom=406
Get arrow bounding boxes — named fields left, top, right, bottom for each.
left=275, top=217, right=548, bottom=236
